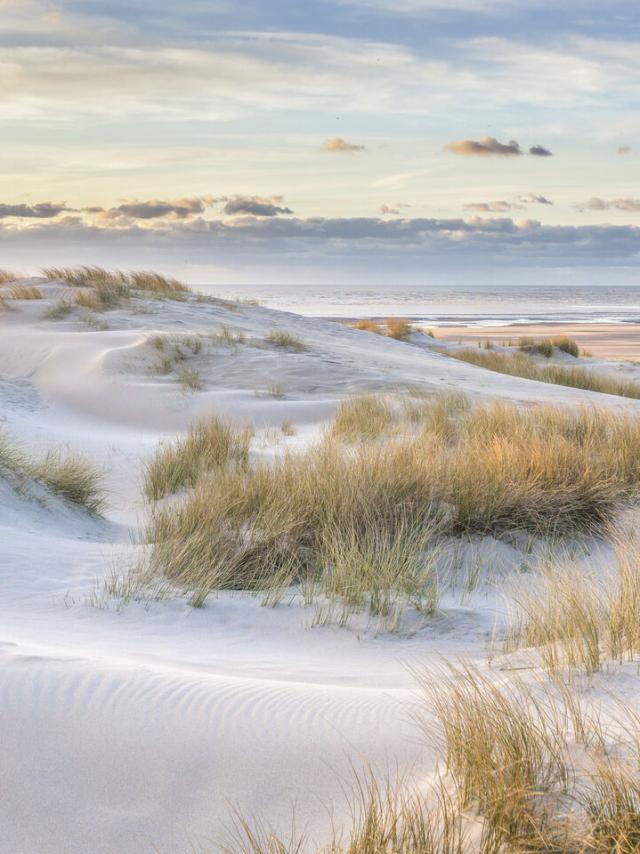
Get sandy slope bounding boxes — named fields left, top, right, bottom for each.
left=1, top=283, right=639, bottom=853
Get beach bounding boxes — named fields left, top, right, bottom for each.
left=432, top=322, right=640, bottom=360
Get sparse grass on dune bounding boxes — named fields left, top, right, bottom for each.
left=229, top=664, right=640, bottom=853
left=143, top=418, right=252, bottom=501
left=127, top=269, right=190, bottom=296
left=177, top=365, right=203, bottom=391
left=6, top=285, right=43, bottom=300
left=385, top=317, right=413, bottom=340
left=265, top=330, right=308, bottom=351
left=352, top=318, right=383, bottom=334
left=519, top=336, right=581, bottom=358
left=0, top=268, right=17, bottom=283
left=41, top=265, right=190, bottom=298
left=351, top=318, right=413, bottom=340
left=504, top=535, right=640, bottom=674
left=0, top=432, right=105, bottom=512
left=226, top=774, right=466, bottom=854
left=445, top=347, right=640, bottom=399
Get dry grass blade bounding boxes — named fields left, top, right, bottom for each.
left=0, top=432, right=105, bottom=512
left=352, top=319, right=383, bottom=334
left=7, top=285, right=43, bottom=300
left=385, top=318, right=412, bottom=340
left=445, top=347, right=640, bottom=399
left=331, top=396, right=394, bottom=441
left=144, top=418, right=252, bottom=500
left=266, top=330, right=307, bottom=351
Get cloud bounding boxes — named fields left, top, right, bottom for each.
left=464, top=200, right=524, bottom=212
left=446, top=136, right=522, bottom=156
left=524, top=193, right=553, bottom=205
left=618, top=145, right=633, bottom=155
left=0, top=201, right=67, bottom=218
left=577, top=197, right=640, bottom=212
left=5, top=214, right=640, bottom=276
left=222, top=196, right=294, bottom=217
left=380, top=203, right=412, bottom=215
left=321, top=137, right=366, bottom=153
left=92, top=196, right=215, bottom=221
left=529, top=144, right=553, bottom=157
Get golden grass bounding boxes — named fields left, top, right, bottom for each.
left=445, top=347, right=640, bottom=399
left=225, top=775, right=466, bottom=853
left=351, top=318, right=413, bottom=340
left=41, top=266, right=189, bottom=297
left=504, top=536, right=640, bottom=673
left=331, top=395, right=394, bottom=441
left=385, top=318, right=413, bottom=340
left=228, top=664, right=640, bottom=853
left=0, top=268, right=17, bottom=283
left=519, top=336, right=580, bottom=358
left=6, top=285, right=43, bottom=300
left=145, top=398, right=640, bottom=608
left=422, top=663, right=571, bottom=851
left=0, top=432, right=104, bottom=512
left=352, top=319, right=383, bottom=334
left=144, top=418, right=251, bottom=501
left=265, top=330, right=308, bottom=351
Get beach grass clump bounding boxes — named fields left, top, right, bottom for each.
left=385, top=318, right=413, bottom=340
left=331, top=395, right=395, bottom=441
left=44, top=299, right=74, bottom=320
left=177, top=366, right=203, bottom=391
left=0, top=432, right=104, bottom=512
left=265, top=330, right=308, bottom=351
left=7, top=285, right=43, bottom=300
left=41, top=266, right=189, bottom=298
left=30, top=451, right=105, bottom=512
left=144, top=418, right=252, bottom=501
left=504, top=536, right=640, bottom=674
left=552, top=336, right=580, bottom=357
left=127, top=270, right=191, bottom=296
left=518, top=336, right=554, bottom=357
left=352, top=319, right=383, bottom=334
left=423, top=664, right=571, bottom=851
left=145, top=396, right=640, bottom=609
left=0, top=269, right=17, bottom=284
left=145, top=434, right=446, bottom=609
left=445, top=347, right=640, bottom=399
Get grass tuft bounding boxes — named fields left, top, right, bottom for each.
left=331, top=395, right=394, bottom=441
left=7, top=285, right=43, bottom=300
left=144, top=418, right=252, bottom=501
left=385, top=318, right=413, bottom=340
left=0, top=432, right=104, bottom=512
left=266, top=330, right=307, bottom=351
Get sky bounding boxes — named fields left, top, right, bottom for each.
left=1, top=0, right=639, bottom=284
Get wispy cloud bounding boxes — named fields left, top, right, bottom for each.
left=91, top=196, right=215, bottom=220
left=446, top=136, right=522, bottom=156
left=321, top=137, right=366, bottom=153
left=0, top=201, right=67, bottom=218
left=577, top=197, right=640, bottom=212
left=464, top=200, right=524, bottom=212
left=222, top=196, right=293, bottom=217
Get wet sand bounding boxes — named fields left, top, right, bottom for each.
left=430, top=323, right=640, bottom=361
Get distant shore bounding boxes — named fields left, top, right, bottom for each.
left=429, top=322, right=640, bottom=361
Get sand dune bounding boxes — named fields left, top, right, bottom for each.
left=2, top=282, right=640, bottom=852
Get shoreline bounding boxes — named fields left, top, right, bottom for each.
left=423, top=322, right=640, bottom=361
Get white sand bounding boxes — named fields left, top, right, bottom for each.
left=1, top=282, right=639, bottom=852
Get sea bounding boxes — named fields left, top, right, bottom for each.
left=200, top=283, right=640, bottom=327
